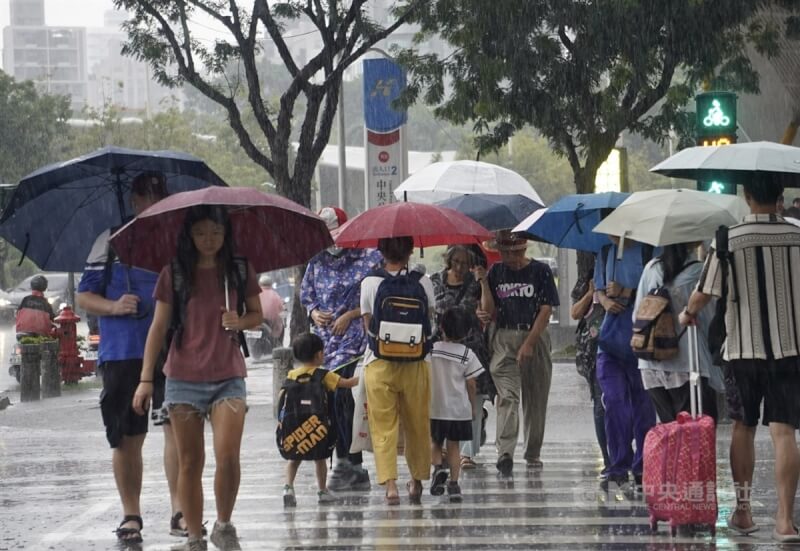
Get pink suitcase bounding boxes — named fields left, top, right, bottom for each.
left=643, top=325, right=718, bottom=536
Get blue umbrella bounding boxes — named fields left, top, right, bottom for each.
left=512, top=192, right=629, bottom=252
left=436, top=193, right=544, bottom=231
left=0, top=146, right=227, bottom=271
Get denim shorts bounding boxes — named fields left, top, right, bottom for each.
left=165, top=377, right=247, bottom=418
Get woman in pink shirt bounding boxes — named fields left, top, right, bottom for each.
left=133, top=205, right=262, bottom=551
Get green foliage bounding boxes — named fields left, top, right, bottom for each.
left=18, top=335, right=57, bottom=345
left=397, top=0, right=800, bottom=193
left=0, top=70, right=71, bottom=185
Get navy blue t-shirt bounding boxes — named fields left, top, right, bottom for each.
left=488, top=260, right=559, bottom=328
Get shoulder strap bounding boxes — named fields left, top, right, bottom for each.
left=310, top=368, right=328, bottom=386
left=101, top=246, right=117, bottom=298
left=232, top=257, right=250, bottom=358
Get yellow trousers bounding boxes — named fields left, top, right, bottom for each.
left=365, top=358, right=431, bottom=484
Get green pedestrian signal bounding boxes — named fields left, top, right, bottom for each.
left=696, top=180, right=736, bottom=195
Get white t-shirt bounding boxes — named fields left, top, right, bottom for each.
left=429, top=341, right=484, bottom=421
left=360, top=269, right=436, bottom=366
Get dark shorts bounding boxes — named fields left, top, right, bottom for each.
left=99, top=359, right=153, bottom=448
left=723, top=357, right=800, bottom=428
left=431, top=419, right=473, bottom=446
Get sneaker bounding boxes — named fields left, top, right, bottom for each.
left=210, top=521, right=241, bottom=551
left=327, top=460, right=353, bottom=491
left=171, top=536, right=207, bottom=551
left=600, top=474, right=629, bottom=492
left=351, top=466, right=372, bottom=491
left=317, top=489, right=337, bottom=504
left=496, top=453, right=513, bottom=476
left=283, top=485, right=296, bottom=508
left=447, top=481, right=463, bottom=503
left=430, top=466, right=449, bottom=496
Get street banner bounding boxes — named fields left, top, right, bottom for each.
left=363, top=58, right=408, bottom=208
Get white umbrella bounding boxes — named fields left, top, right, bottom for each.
left=592, top=188, right=749, bottom=247
left=650, top=141, right=800, bottom=187
left=393, top=160, right=544, bottom=204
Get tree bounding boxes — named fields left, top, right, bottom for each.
left=397, top=0, right=800, bottom=194
left=114, top=0, right=422, bottom=207
left=0, top=70, right=71, bottom=289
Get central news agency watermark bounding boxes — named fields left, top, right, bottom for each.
left=574, top=479, right=730, bottom=510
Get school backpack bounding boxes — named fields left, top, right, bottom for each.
left=630, top=260, right=699, bottom=362
left=275, top=369, right=335, bottom=461
left=367, top=268, right=432, bottom=362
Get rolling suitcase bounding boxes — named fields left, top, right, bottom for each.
left=643, top=325, right=718, bottom=536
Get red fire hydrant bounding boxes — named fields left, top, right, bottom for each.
left=54, top=305, right=91, bottom=384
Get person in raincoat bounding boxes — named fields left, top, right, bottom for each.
left=300, top=206, right=383, bottom=492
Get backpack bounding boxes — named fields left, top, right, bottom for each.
left=630, top=260, right=699, bottom=361
left=275, top=369, right=335, bottom=461
left=170, top=256, right=250, bottom=357
left=367, top=268, right=432, bottom=362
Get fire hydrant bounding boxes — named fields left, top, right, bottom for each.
left=54, top=305, right=90, bottom=384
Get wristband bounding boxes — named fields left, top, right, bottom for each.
left=139, top=380, right=153, bottom=384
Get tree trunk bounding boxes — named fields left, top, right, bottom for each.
left=290, top=264, right=309, bottom=340
left=0, top=239, right=9, bottom=290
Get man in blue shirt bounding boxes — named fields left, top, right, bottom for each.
left=77, top=172, right=177, bottom=544
left=594, top=238, right=657, bottom=493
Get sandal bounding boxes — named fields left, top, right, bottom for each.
left=170, top=511, right=209, bottom=537
left=460, top=456, right=477, bottom=470
left=385, top=491, right=400, bottom=506
left=115, top=514, right=143, bottom=544
left=407, top=479, right=423, bottom=504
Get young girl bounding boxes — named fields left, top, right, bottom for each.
left=429, top=307, right=485, bottom=502
left=132, top=205, right=262, bottom=551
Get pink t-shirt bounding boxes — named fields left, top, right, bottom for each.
left=155, top=262, right=261, bottom=382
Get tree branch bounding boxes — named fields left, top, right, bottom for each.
left=256, top=0, right=300, bottom=78
left=558, top=25, right=574, bottom=56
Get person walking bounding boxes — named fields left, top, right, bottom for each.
left=428, top=307, right=485, bottom=502
left=77, top=172, right=182, bottom=544
left=635, top=243, right=723, bottom=423
left=300, top=206, right=383, bottom=492
left=570, top=258, right=610, bottom=478
left=680, top=175, right=800, bottom=542
left=132, top=205, right=263, bottom=551
left=257, top=274, right=285, bottom=343
left=594, top=237, right=656, bottom=492
left=15, top=275, right=55, bottom=336
left=430, top=245, right=493, bottom=469
left=281, top=333, right=358, bottom=507
left=360, top=236, right=434, bottom=505
left=475, top=230, right=558, bottom=476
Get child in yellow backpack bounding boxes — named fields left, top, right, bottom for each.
left=282, top=333, right=358, bottom=507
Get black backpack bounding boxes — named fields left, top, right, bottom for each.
left=275, top=369, right=335, bottom=461
left=367, top=268, right=432, bottom=362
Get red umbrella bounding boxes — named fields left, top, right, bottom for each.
left=333, top=202, right=493, bottom=249
left=109, top=186, right=332, bottom=273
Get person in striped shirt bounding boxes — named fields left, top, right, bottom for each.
left=681, top=174, right=800, bottom=543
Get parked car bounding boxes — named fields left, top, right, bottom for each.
left=2, top=272, right=74, bottom=323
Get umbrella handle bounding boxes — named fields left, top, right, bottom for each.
left=224, top=275, right=231, bottom=311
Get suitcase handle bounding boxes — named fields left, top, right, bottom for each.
left=687, top=324, right=703, bottom=419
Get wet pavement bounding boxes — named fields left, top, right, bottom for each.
left=0, top=353, right=789, bottom=550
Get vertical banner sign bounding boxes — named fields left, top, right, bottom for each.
left=363, top=59, right=408, bottom=208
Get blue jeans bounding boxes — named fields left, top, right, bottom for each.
left=596, top=352, right=655, bottom=478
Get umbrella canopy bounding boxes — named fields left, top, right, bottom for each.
left=435, top=193, right=544, bottom=231
left=650, top=141, right=800, bottom=187
left=512, top=192, right=629, bottom=252
left=333, top=202, right=493, bottom=249
left=109, top=186, right=332, bottom=273
left=393, top=160, right=544, bottom=204
left=592, top=188, right=749, bottom=247
left=0, top=146, right=227, bottom=272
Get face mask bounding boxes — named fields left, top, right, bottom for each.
left=327, top=246, right=344, bottom=256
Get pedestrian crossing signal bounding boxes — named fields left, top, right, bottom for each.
left=696, top=180, right=736, bottom=195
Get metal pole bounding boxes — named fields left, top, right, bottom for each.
left=337, top=85, right=347, bottom=209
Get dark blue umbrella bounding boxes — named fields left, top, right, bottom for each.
left=436, top=193, right=544, bottom=231
left=513, top=192, right=629, bottom=252
left=0, top=146, right=227, bottom=271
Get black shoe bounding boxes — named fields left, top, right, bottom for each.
left=600, top=474, right=628, bottom=492
left=496, top=453, right=513, bottom=476
left=430, top=466, right=449, bottom=496
left=447, top=481, right=462, bottom=503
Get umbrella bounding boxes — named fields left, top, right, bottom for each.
left=392, top=160, right=544, bottom=204
left=109, top=186, right=332, bottom=273
left=650, top=141, right=800, bottom=187
left=592, top=188, right=748, bottom=247
left=333, top=202, right=493, bottom=249
left=0, top=146, right=227, bottom=272
left=512, top=192, right=629, bottom=252
left=435, top=193, right=545, bottom=231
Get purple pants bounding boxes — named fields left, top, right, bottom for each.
left=596, top=351, right=656, bottom=478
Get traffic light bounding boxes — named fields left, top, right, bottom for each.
left=695, top=91, right=737, bottom=146
left=696, top=180, right=736, bottom=195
